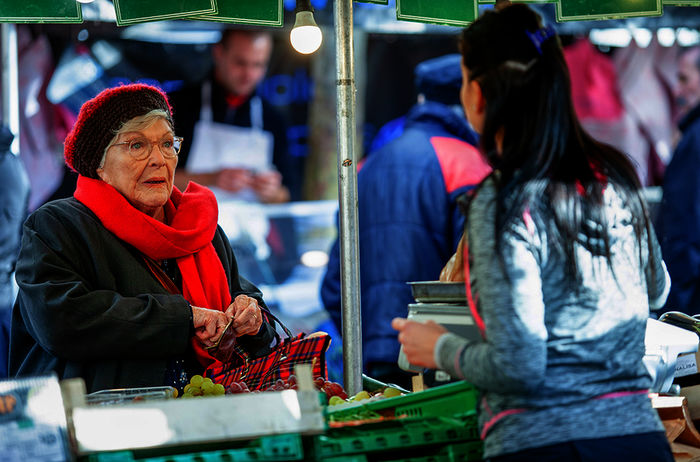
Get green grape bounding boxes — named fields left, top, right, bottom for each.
left=383, top=387, right=402, bottom=398
left=214, top=384, right=226, bottom=396
left=202, top=377, right=214, bottom=387
left=190, top=375, right=204, bottom=387
left=201, top=381, right=216, bottom=395
left=352, top=391, right=370, bottom=401
left=328, top=396, right=346, bottom=406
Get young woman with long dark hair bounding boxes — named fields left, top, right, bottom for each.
left=393, top=4, right=673, bottom=461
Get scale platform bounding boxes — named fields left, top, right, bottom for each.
left=398, top=301, right=480, bottom=373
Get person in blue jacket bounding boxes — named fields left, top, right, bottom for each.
left=320, top=54, right=491, bottom=388
left=0, top=126, right=30, bottom=378
left=658, top=46, right=700, bottom=315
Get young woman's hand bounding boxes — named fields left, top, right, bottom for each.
left=392, top=318, right=448, bottom=369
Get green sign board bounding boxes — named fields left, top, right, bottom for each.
left=397, top=0, right=478, bottom=26
left=478, top=1, right=554, bottom=3
left=663, top=0, right=700, bottom=5
left=194, top=0, right=283, bottom=26
left=0, top=0, right=82, bottom=24
left=556, top=0, right=662, bottom=21
left=113, top=0, right=217, bottom=26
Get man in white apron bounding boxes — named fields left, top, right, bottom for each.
left=170, top=29, right=291, bottom=203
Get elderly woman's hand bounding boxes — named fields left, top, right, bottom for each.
left=225, top=294, right=263, bottom=336
left=192, top=306, right=231, bottom=348
left=392, top=317, right=448, bottom=369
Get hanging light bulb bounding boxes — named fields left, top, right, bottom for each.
left=76, top=0, right=95, bottom=3
left=290, top=0, right=322, bottom=55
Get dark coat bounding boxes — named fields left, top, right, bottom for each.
left=9, top=197, right=274, bottom=392
left=659, top=103, right=700, bottom=315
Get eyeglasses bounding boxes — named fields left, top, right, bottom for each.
left=110, top=136, right=183, bottom=161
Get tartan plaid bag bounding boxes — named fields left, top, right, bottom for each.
left=205, top=312, right=331, bottom=391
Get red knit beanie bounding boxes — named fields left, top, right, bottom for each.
left=64, top=83, right=173, bottom=179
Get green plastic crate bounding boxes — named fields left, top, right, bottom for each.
left=384, top=441, right=483, bottom=462
left=84, top=433, right=304, bottom=462
left=314, top=413, right=479, bottom=460
left=327, top=381, right=478, bottom=422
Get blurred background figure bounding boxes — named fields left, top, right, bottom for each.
left=658, top=46, right=700, bottom=315
left=0, top=126, right=30, bottom=378
left=320, top=54, right=490, bottom=389
left=675, top=47, right=700, bottom=120
left=169, top=29, right=292, bottom=203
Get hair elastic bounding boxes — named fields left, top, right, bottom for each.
left=525, top=23, right=556, bottom=56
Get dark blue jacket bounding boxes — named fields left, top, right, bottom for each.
left=659, top=103, right=700, bottom=315
left=0, top=128, right=29, bottom=309
left=320, top=102, right=489, bottom=366
left=0, top=127, right=29, bottom=379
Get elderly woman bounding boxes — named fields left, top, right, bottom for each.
left=9, top=83, right=275, bottom=393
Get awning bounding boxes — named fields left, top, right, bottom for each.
left=1, top=0, right=697, bottom=27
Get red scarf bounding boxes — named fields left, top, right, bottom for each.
left=74, top=175, right=230, bottom=371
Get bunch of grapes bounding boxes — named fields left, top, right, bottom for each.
left=226, top=381, right=251, bottom=394
left=223, top=375, right=351, bottom=401
left=327, top=387, right=404, bottom=407
left=182, top=375, right=226, bottom=398
left=314, top=377, right=348, bottom=401
left=226, top=375, right=300, bottom=394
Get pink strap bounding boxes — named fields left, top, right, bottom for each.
left=462, top=240, right=486, bottom=337
left=594, top=389, right=649, bottom=400
left=480, top=389, right=650, bottom=440
left=480, top=408, right=526, bottom=440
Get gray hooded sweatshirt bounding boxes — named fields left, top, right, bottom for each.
left=435, top=175, right=669, bottom=458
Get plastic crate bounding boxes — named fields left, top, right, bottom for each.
left=86, top=387, right=178, bottom=406
left=327, top=381, right=478, bottom=422
left=84, top=433, right=304, bottom=462
left=384, top=441, right=483, bottom=462
left=313, top=413, right=479, bottom=460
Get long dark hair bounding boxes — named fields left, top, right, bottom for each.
left=460, top=4, right=654, bottom=282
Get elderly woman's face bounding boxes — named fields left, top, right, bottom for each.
left=96, top=118, right=177, bottom=220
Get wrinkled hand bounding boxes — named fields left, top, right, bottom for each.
left=225, top=294, right=263, bottom=336
left=215, top=168, right=255, bottom=192
left=391, top=318, right=448, bottom=369
left=252, top=171, right=289, bottom=203
left=192, top=306, right=232, bottom=348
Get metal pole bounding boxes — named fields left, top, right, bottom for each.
left=334, top=0, right=362, bottom=396
left=1, top=23, right=19, bottom=155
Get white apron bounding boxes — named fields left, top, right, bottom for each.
left=186, top=81, right=274, bottom=202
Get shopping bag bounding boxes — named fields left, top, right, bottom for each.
left=205, top=313, right=331, bottom=391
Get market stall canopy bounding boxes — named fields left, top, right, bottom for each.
left=2, top=0, right=700, bottom=26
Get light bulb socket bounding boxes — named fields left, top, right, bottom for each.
left=293, top=10, right=319, bottom=29
left=294, top=0, right=314, bottom=14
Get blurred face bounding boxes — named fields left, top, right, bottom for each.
left=96, top=118, right=177, bottom=221
left=461, top=62, right=484, bottom=134
left=213, top=32, right=272, bottom=97
left=676, top=49, right=700, bottom=116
